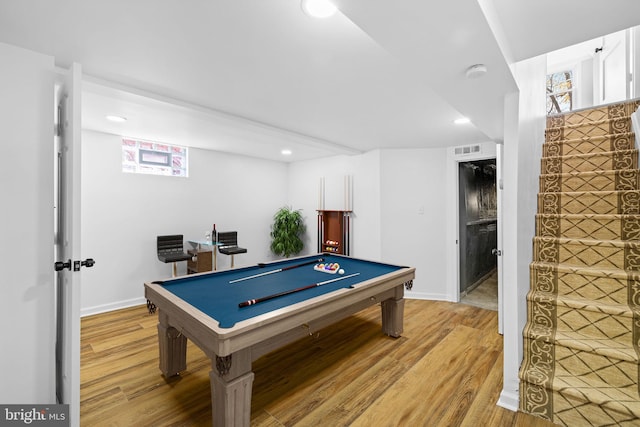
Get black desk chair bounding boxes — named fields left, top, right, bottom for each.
left=157, top=234, right=192, bottom=277
left=217, top=231, right=247, bottom=268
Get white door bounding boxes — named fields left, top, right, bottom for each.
left=0, top=42, right=56, bottom=405
left=594, top=30, right=630, bottom=105
left=54, top=63, right=84, bottom=426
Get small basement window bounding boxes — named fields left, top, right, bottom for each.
left=122, top=138, right=188, bottom=177
left=546, top=70, right=574, bottom=114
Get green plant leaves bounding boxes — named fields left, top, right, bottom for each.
left=270, top=206, right=305, bottom=257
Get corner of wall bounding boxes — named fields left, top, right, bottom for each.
left=476, top=0, right=515, bottom=64
left=499, top=53, right=547, bottom=416
left=632, top=108, right=640, bottom=149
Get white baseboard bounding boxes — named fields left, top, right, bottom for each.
left=497, top=389, right=519, bottom=412
left=405, top=292, right=450, bottom=301
left=81, top=297, right=147, bottom=317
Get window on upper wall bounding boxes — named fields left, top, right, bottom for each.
left=546, top=70, right=574, bottom=115
left=122, top=138, right=188, bottom=177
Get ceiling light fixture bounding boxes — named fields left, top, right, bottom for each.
left=301, top=0, right=337, bottom=18
left=281, top=149, right=293, bottom=156
left=105, top=115, right=127, bottom=123
left=454, top=117, right=471, bottom=125
left=465, top=64, right=487, bottom=79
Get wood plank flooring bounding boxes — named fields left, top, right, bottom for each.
left=80, top=300, right=556, bottom=426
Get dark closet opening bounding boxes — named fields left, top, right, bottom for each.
left=458, top=159, right=497, bottom=308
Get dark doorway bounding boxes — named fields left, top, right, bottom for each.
left=458, top=159, right=498, bottom=310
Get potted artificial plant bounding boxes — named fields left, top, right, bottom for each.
left=270, top=206, right=305, bottom=257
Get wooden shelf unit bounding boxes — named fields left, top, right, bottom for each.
left=187, top=249, right=212, bottom=274
left=317, top=210, right=351, bottom=255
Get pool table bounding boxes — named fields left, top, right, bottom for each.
left=144, top=253, right=415, bottom=427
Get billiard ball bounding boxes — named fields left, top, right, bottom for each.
left=338, top=269, right=345, bottom=274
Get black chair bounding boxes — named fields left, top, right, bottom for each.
left=217, top=231, right=247, bottom=268
left=157, top=234, right=192, bottom=276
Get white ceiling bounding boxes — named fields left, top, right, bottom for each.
left=1, top=0, right=639, bottom=162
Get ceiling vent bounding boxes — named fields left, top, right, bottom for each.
left=454, top=145, right=481, bottom=156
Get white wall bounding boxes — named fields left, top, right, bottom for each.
left=499, top=55, right=546, bottom=411
left=577, top=57, right=595, bottom=109
left=80, top=130, right=289, bottom=315
left=288, top=151, right=382, bottom=261
left=289, top=146, right=476, bottom=301
left=352, top=150, right=383, bottom=260
left=633, top=108, right=640, bottom=143
left=633, top=26, right=640, bottom=99
left=380, top=148, right=449, bottom=300
left=0, top=43, right=56, bottom=403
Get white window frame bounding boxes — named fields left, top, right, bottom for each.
left=122, top=138, right=188, bottom=177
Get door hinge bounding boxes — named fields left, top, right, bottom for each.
left=56, top=104, right=63, bottom=137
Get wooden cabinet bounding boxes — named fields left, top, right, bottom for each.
left=187, top=249, right=212, bottom=274
left=317, top=210, right=351, bottom=255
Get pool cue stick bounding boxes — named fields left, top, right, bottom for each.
left=238, top=273, right=360, bottom=307
left=229, top=258, right=324, bottom=284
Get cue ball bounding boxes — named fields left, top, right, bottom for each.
left=338, top=269, right=345, bottom=274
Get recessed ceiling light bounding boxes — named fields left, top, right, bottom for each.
left=454, top=117, right=471, bottom=125
left=281, top=149, right=293, bottom=156
left=105, top=115, right=127, bottom=123
left=301, top=0, right=337, bottom=18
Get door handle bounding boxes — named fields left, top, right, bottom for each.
left=54, top=259, right=72, bottom=271
left=82, top=258, right=95, bottom=267
left=74, top=258, right=96, bottom=271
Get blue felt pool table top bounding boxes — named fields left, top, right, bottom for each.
left=153, top=254, right=407, bottom=329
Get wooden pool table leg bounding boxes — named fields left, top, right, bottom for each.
left=381, top=296, right=405, bottom=338
left=210, top=348, right=254, bottom=427
left=157, top=312, right=187, bottom=377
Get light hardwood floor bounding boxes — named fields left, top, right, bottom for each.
left=80, top=299, right=555, bottom=426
